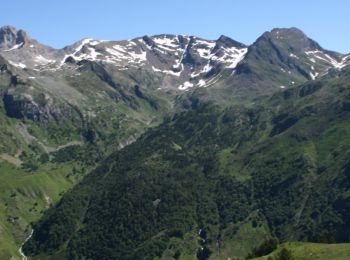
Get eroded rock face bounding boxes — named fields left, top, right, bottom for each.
left=3, top=94, right=38, bottom=119
left=0, top=26, right=30, bottom=49
left=0, top=26, right=18, bottom=49
left=3, top=92, right=73, bottom=122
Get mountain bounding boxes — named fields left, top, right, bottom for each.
left=1, top=26, right=349, bottom=119
left=0, top=25, right=350, bottom=259
left=1, top=26, right=348, bottom=132
left=193, top=28, right=350, bottom=103
left=1, top=26, right=348, bottom=93
left=0, top=27, right=249, bottom=90
left=23, top=65, right=350, bottom=259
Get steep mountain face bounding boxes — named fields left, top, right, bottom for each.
left=220, top=28, right=349, bottom=95
left=0, top=26, right=31, bottom=49
left=1, top=26, right=348, bottom=95
left=1, top=26, right=348, bottom=128
left=23, top=67, right=350, bottom=259
left=0, top=26, right=64, bottom=69
left=0, top=29, right=249, bottom=91
left=1, top=25, right=350, bottom=259
left=0, top=27, right=252, bottom=149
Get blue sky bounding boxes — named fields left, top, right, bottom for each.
left=2, top=0, right=350, bottom=53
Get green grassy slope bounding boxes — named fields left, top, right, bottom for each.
left=0, top=160, right=91, bottom=259
left=254, top=242, right=350, bottom=260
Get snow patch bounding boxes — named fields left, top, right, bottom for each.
left=154, top=47, right=167, bottom=54
left=178, top=81, right=194, bottom=90
left=306, top=50, right=348, bottom=69
left=112, top=44, right=128, bottom=53
left=197, top=79, right=206, bottom=87
left=8, top=60, right=26, bottom=68
left=151, top=66, right=182, bottom=76
left=309, top=71, right=319, bottom=80
left=4, top=43, right=23, bottom=52
left=194, top=39, right=216, bottom=49
left=127, top=41, right=137, bottom=47
left=106, top=45, right=146, bottom=63
left=221, top=47, right=248, bottom=68
left=87, top=47, right=100, bottom=59
left=156, top=44, right=178, bottom=52
left=197, top=48, right=211, bottom=58
left=289, top=53, right=299, bottom=59
left=190, top=71, right=201, bottom=78
left=209, top=47, right=248, bottom=69
left=78, top=47, right=101, bottom=60
left=60, top=38, right=97, bottom=65
left=105, top=47, right=126, bottom=59
left=138, top=39, right=153, bottom=50
left=170, top=39, right=190, bottom=71
left=89, top=40, right=101, bottom=46
left=35, top=55, right=55, bottom=65
left=153, top=36, right=179, bottom=48
left=128, top=50, right=147, bottom=62
left=202, top=63, right=212, bottom=73
left=194, top=40, right=216, bottom=58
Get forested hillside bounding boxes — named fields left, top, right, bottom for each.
left=24, top=67, right=350, bottom=259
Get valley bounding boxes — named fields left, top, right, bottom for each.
left=0, top=25, right=350, bottom=259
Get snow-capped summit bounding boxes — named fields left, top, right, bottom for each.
left=1, top=26, right=349, bottom=93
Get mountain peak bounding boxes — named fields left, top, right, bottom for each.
left=255, top=27, right=321, bottom=52
left=0, top=25, right=31, bottom=49
left=216, top=35, right=246, bottom=48
left=0, top=25, right=17, bottom=34
left=270, top=27, right=306, bottom=37
left=260, top=27, right=309, bottom=43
